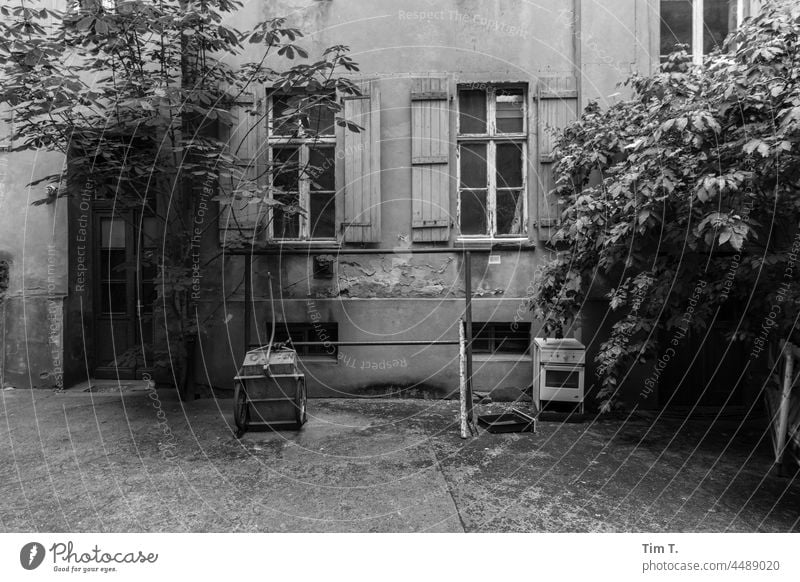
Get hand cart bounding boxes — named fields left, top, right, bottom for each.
left=233, top=344, right=307, bottom=437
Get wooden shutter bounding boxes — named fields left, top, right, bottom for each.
left=341, top=80, right=381, bottom=243
left=536, top=76, right=578, bottom=241
left=218, top=88, right=265, bottom=244
left=410, top=77, right=451, bottom=242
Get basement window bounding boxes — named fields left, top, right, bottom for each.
left=268, top=322, right=338, bottom=358
left=471, top=322, right=531, bottom=355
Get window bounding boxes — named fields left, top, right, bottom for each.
left=267, top=322, right=338, bottom=358
left=0, top=102, right=11, bottom=150
left=660, top=0, right=743, bottom=64
left=472, top=322, right=531, bottom=355
left=268, top=92, right=337, bottom=240
left=457, top=85, right=527, bottom=238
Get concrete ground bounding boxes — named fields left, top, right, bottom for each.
left=1, top=383, right=799, bottom=532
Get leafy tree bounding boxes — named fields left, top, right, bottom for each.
left=532, top=0, right=800, bottom=410
left=0, top=0, right=360, bottom=395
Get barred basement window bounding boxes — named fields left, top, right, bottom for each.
left=471, top=322, right=531, bottom=355
left=457, top=85, right=527, bottom=238
left=268, top=322, right=339, bottom=358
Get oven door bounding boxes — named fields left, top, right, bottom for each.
left=539, top=364, right=584, bottom=403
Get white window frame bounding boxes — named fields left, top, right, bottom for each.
left=266, top=94, right=337, bottom=241
left=456, top=84, right=528, bottom=240
left=661, top=0, right=748, bottom=65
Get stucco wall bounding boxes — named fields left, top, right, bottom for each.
left=190, top=0, right=659, bottom=406
left=0, top=149, right=68, bottom=390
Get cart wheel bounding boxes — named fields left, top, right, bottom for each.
left=294, top=378, right=307, bottom=429
left=233, top=381, right=249, bottom=436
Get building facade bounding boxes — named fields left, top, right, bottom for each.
left=0, top=0, right=762, bottom=407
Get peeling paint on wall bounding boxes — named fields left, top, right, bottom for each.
left=336, top=255, right=455, bottom=298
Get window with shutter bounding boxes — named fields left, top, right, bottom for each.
left=456, top=84, right=527, bottom=239
left=218, top=89, right=266, bottom=244
left=267, top=91, right=337, bottom=240
left=535, top=76, right=577, bottom=242
left=411, top=77, right=451, bottom=242
left=341, top=80, right=381, bottom=243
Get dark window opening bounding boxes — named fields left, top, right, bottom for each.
left=266, top=322, right=339, bottom=358
left=472, top=322, right=531, bottom=354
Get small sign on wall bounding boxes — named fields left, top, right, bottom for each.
left=488, top=254, right=501, bottom=265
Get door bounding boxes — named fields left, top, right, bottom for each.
left=93, top=211, right=157, bottom=379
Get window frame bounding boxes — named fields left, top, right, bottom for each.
left=471, top=322, right=532, bottom=356
left=266, top=92, right=337, bottom=242
left=659, top=0, right=746, bottom=65
left=456, top=84, right=528, bottom=240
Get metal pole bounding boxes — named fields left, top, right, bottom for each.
left=244, top=255, right=252, bottom=353
left=464, top=250, right=474, bottom=422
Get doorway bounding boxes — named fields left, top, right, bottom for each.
left=93, top=211, right=157, bottom=379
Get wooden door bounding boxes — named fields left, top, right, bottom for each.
left=93, top=212, right=157, bottom=379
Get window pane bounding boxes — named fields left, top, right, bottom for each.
left=139, top=249, right=157, bottom=281
left=309, top=147, right=335, bottom=191
left=141, top=216, right=158, bottom=248
left=472, top=322, right=531, bottom=354
left=496, top=143, right=523, bottom=188
left=100, top=249, right=126, bottom=277
left=660, top=0, right=693, bottom=57
left=272, top=147, right=299, bottom=191
left=704, top=0, right=734, bottom=54
left=101, top=219, right=126, bottom=248
left=496, top=190, right=524, bottom=236
left=139, top=282, right=156, bottom=313
left=309, top=192, right=336, bottom=239
left=272, top=95, right=300, bottom=136
left=273, top=191, right=300, bottom=239
left=307, top=100, right=336, bottom=136
left=495, top=88, right=524, bottom=133
left=459, top=89, right=486, bottom=134
left=460, top=190, right=487, bottom=235
left=101, top=282, right=127, bottom=313
left=459, top=143, right=487, bottom=188
left=471, top=322, right=493, bottom=353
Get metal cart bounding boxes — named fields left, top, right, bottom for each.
left=233, top=345, right=307, bottom=437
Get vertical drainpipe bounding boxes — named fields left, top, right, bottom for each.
left=244, top=255, right=252, bottom=354
left=464, top=251, right=474, bottom=421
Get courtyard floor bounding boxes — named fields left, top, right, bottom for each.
left=1, top=384, right=798, bottom=532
